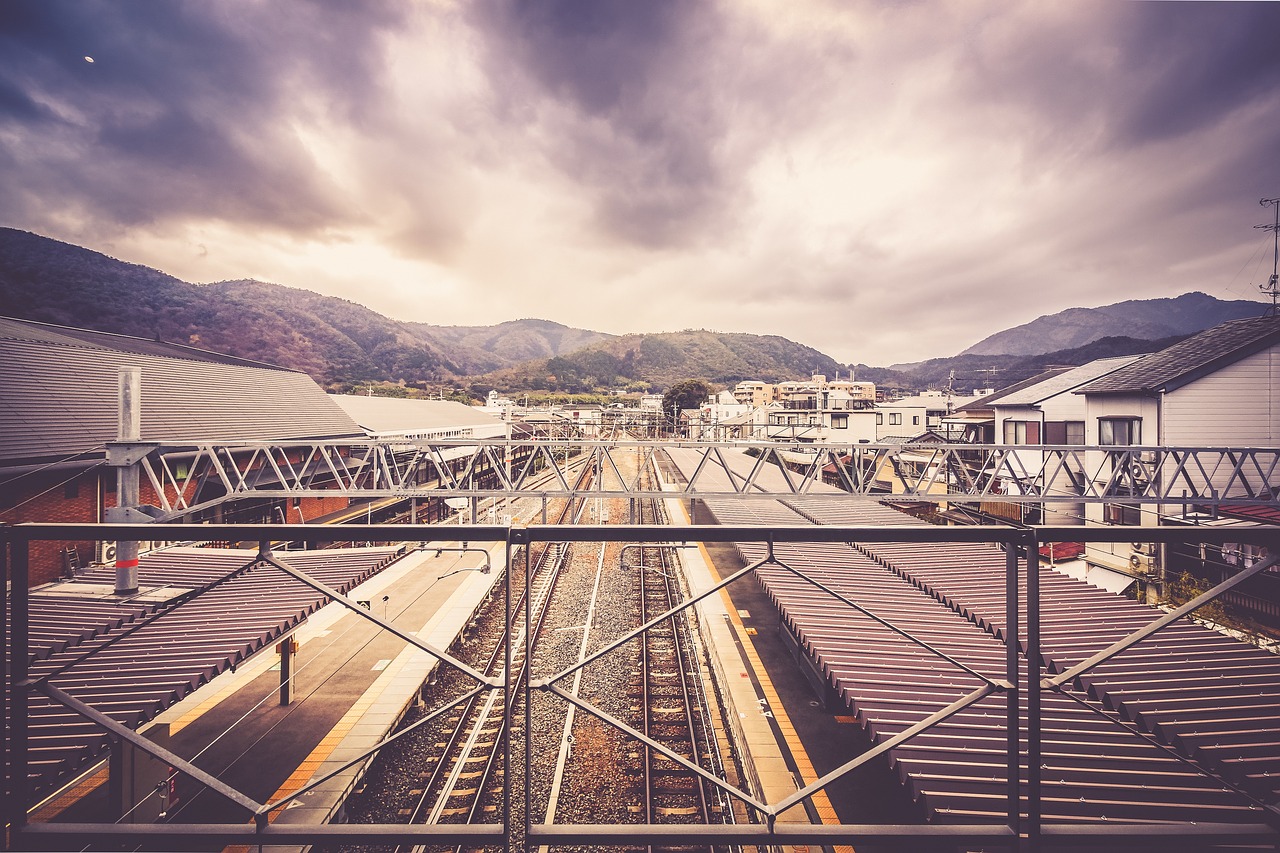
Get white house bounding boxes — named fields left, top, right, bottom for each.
left=1073, top=315, right=1280, bottom=599
left=985, top=356, right=1145, bottom=524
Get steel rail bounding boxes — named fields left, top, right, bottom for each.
left=637, top=494, right=712, bottom=844
left=399, top=464, right=587, bottom=850
left=654, top=534, right=713, bottom=830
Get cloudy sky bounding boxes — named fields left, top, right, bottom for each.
left=2, top=1, right=1278, bottom=365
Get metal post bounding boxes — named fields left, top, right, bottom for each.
left=279, top=638, right=295, bottom=706
left=1028, top=533, right=1042, bottom=851
left=515, top=530, right=524, bottom=853
left=1005, top=535, right=1020, bottom=842
left=115, top=367, right=141, bottom=594
left=7, top=538, right=30, bottom=835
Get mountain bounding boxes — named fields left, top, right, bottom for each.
left=0, top=228, right=606, bottom=386
left=893, top=333, right=1194, bottom=393
left=478, top=329, right=848, bottom=393
left=404, top=319, right=616, bottom=375
left=0, top=228, right=843, bottom=393
left=5, top=227, right=1265, bottom=397
left=960, top=292, right=1267, bottom=356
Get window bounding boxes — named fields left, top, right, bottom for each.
left=876, top=413, right=884, bottom=425
left=1044, top=421, right=1085, bottom=445
left=912, top=415, right=920, bottom=426
left=1099, top=417, right=1141, bottom=446
left=1003, top=420, right=1040, bottom=445
left=1104, top=502, right=1142, bottom=525
left=889, top=413, right=902, bottom=426
left=830, top=413, right=848, bottom=429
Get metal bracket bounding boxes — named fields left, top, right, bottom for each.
left=103, top=505, right=164, bottom=523
left=106, top=441, right=160, bottom=467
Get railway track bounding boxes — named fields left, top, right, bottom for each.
left=341, top=446, right=737, bottom=851
left=388, top=467, right=593, bottom=852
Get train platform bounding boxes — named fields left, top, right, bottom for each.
left=664, top=495, right=896, bottom=850
left=141, top=542, right=503, bottom=843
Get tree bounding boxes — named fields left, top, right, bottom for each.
left=662, top=379, right=711, bottom=433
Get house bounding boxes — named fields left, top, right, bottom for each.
left=985, top=356, right=1145, bottom=524
left=765, top=375, right=878, bottom=443
left=0, top=317, right=364, bottom=586
left=876, top=390, right=989, bottom=441
left=688, top=391, right=751, bottom=440
left=1074, top=315, right=1280, bottom=606
left=731, top=380, right=775, bottom=407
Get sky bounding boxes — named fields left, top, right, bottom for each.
left=2, top=1, right=1279, bottom=366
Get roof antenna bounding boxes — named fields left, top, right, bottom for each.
left=1256, top=197, right=1280, bottom=317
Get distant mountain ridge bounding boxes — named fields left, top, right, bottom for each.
left=0, top=228, right=847, bottom=392
left=1, top=227, right=1268, bottom=395
left=960, top=292, right=1266, bottom=356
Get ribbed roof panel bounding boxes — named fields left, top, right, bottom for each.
left=0, top=335, right=362, bottom=463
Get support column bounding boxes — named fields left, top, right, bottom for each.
left=115, top=367, right=141, bottom=595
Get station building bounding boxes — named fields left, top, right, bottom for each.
left=0, top=317, right=364, bottom=586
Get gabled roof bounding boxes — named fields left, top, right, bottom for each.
left=1078, top=315, right=1280, bottom=395
left=990, top=355, right=1145, bottom=407
left=0, top=317, right=363, bottom=466
left=954, top=368, right=1073, bottom=413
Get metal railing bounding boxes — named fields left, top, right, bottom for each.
left=111, top=440, right=1280, bottom=519
left=4, top=521, right=1279, bottom=850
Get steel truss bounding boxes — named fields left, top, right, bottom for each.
left=121, top=439, right=1280, bottom=520
left=5, top=522, right=1280, bottom=851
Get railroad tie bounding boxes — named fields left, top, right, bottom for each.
left=656, top=805, right=700, bottom=816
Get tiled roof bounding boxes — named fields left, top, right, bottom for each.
left=1078, top=315, right=1280, bottom=395
left=0, top=316, right=285, bottom=369
left=0, top=317, right=363, bottom=465
left=991, top=356, right=1143, bottom=406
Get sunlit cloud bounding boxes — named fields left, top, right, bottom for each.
left=1, top=0, right=1276, bottom=365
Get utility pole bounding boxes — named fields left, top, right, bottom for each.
left=1257, top=197, right=1280, bottom=316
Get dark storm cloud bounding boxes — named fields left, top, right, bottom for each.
left=0, top=0, right=408, bottom=235
left=1113, top=3, right=1280, bottom=146
left=470, top=0, right=741, bottom=248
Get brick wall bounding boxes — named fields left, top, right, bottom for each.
left=0, top=468, right=101, bottom=587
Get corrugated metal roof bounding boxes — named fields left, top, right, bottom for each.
left=17, top=546, right=402, bottom=795
left=1077, top=315, right=1280, bottom=395
left=666, top=446, right=1280, bottom=824
left=0, top=316, right=289, bottom=369
left=992, top=356, right=1144, bottom=406
left=330, top=395, right=505, bottom=437
left=0, top=319, right=363, bottom=464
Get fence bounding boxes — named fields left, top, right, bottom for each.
left=4, top=521, right=1279, bottom=850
